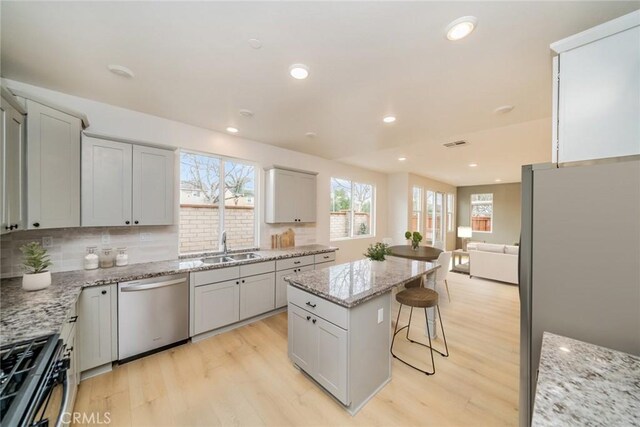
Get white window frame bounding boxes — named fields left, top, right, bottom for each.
left=179, top=149, right=260, bottom=253
left=412, top=186, right=423, bottom=234
left=470, top=193, right=493, bottom=234
left=330, top=178, right=376, bottom=241
left=446, top=193, right=455, bottom=233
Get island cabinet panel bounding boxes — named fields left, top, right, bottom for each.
left=194, top=279, right=240, bottom=334
left=288, top=283, right=395, bottom=415
left=288, top=304, right=316, bottom=372
left=314, top=316, right=349, bottom=405
left=275, top=265, right=314, bottom=308
left=240, top=272, right=276, bottom=320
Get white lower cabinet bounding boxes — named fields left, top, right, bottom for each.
left=288, top=303, right=349, bottom=405
left=194, top=279, right=240, bottom=335
left=240, top=272, right=276, bottom=320
left=78, top=285, right=115, bottom=373
left=275, top=265, right=314, bottom=308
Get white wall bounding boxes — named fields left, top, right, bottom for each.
left=2, top=79, right=389, bottom=265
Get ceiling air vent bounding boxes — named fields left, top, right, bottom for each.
left=443, top=140, right=469, bottom=148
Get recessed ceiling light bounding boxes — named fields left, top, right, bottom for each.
left=468, top=163, right=478, bottom=167
left=383, top=116, right=396, bottom=123
left=495, top=178, right=502, bottom=182
left=226, top=127, right=239, bottom=134
left=248, top=38, right=262, bottom=49
left=398, top=157, right=407, bottom=161
left=107, top=64, right=134, bottom=78
left=239, top=109, right=254, bottom=117
left=446, top=16, right=478, bottom=41
left=289, top=64, right=309, bottom=80
left=494, top=105, right=515, bottom=115
left=305, top=132, right=317, bottom=138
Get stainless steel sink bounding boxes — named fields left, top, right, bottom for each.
left=226, top=252, right=261, bottom=261
left=201, top=255, right=234, bottom=264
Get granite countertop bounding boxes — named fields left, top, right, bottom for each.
left=285, top=257, right=439, bottom=308
left=532, top=332, right=640, bottom=427
left=1, top=244, right=336, bottom=346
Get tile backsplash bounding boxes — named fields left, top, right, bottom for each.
left=0, top=226, right=179, bottom=278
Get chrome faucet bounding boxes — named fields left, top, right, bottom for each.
left=220, top=230, right=228, bottom=255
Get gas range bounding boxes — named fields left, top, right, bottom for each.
left=1, top=335, right=69, bottom=427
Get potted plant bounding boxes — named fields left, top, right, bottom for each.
left=20, top=242, right=53, bottom=291
left=405, top=231, right=423, bottom=250
left=364, top=242, right=391, bottom=261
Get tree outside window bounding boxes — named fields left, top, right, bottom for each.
left=330, top=178, right=374, bottom=240
left=179, top=151, right=257, bottom=253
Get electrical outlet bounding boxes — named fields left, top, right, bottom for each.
left=377, top=308, right=384, bottom=324
left=101, top=232, right=110, bottom=245
left=140, top=232, right=152, bottom=242
left=42, top=237, right=53, bottom=249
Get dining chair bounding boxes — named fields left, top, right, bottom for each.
left=435, top=251, right=452, bottom=302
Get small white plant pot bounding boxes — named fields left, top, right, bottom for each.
left=22, top=271, right=52, bottom=291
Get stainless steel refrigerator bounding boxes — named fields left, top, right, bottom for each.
left=519, top=157, right=640, bottom=426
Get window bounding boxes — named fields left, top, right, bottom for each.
left=411, top=186, right=423, bottom=233
left=179, top=151, right=257, bottom=253
left=471, top=193, right=493, bottom=233
left=425, top=190, right=435, bottom=244
left=330, top=178, right=375, bottom=240
left=446, top=193, right=455, bottom=232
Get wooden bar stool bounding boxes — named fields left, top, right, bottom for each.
left=390, top=287, right=449, bottom=375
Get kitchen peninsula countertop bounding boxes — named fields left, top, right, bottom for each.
left=531, top=332, right=640, bottom=427
left=285, top=257, right=439, bottom=308
left=0, top=244, right=336, bottom=346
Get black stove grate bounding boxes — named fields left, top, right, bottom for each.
left=0, top=335, right=57, bottom=424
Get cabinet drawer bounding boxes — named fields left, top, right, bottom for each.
left=192, top=266, right=240, bottom=286
left=287, top=285, right=348, bottom=330
left=275, top=265, right=314, bottom=308
left=314, top=252, right=336, bottom=264
left=277, top=255, right=314, bottom=271
left=240, top=261, right=275, bottom=277
left=314, top=260, right=335, bottom=270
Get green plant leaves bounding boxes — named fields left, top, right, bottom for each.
left=20, top=242, right=52, bottom=274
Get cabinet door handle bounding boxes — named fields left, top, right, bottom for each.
left=241, top=280, right=245, bottom=283
left=312, top=318, right=316, bottom=324
left=101, top=290, right=107, bottom=295
left=13, top=224, right=18, bottom=229
left=294, top=261, right=301, bottom=265
left=68, top=316, right=78, bottom=323
left=125, top=221, right=130, bottom=225
left=323, top=255, right=330, bottom=259
left=33, top=222, right=40, bottom=228
left=306, top=302, right=316, bottom=308
left=236, top=281, right=240, bottom=285
left=134, top=220, right=139, bottom=225
left=306, top=316, right=311, bottom=321
left=5, top=226, right=10, bottom=230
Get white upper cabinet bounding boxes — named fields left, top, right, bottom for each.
left=552, top=11, right=640, bottom=163
left=26, top=100, right=81, bottom=229
left=132, top=145, right=174, bottom=226
left=81, top=135, right=175, bottom=227
left=1, top=93, right=26, bottom=234
left=265, top=167, right=317, bottom=224
left=82, top=136, right=132, bottom=226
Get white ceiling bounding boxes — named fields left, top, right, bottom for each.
left=1, top=1, right=638, bottom=185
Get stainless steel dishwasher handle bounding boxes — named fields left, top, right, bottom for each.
left=120, top=278, right=185, bottom=292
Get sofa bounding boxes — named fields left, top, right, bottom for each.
left=466, top=242, right=519, bottom=284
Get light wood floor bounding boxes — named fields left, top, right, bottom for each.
left=72, top=273, right=520, bottom=427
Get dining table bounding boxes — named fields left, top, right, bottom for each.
left=387, top=245, right=442, bottom=262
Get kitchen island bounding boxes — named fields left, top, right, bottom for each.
left=285, top=257, right=440, bottom=415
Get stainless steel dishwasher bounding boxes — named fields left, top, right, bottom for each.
left=118, top=273, right=189, bottom=361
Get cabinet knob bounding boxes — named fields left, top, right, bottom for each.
left=241, top=279, right=245, bottom=283
left=125, top=221, right=130, bottom=225
left=5, top=226, right=11, bottom=230
left=236, top=281, right=240, bottom=285
left=312, top=318, right=316, bottom=324
left=306, top=316, right=311, bottom=321
left=33, top=222, right=40, bottom=228
left=68, top=316, right=78, bottom=323
left=13, top=224, right=18, bottom=229
left=134, top=220, right=139, bottom=225
left=101, top=290, right=107, bottom=295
